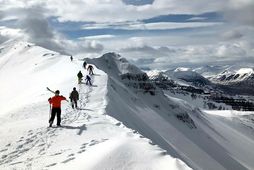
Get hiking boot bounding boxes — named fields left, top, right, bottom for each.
left=49, top=121, right=53, bottom=127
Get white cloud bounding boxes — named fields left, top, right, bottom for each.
left=0, top=0, right=228, bottom=22
left=79, top=35, right=116, bottom=40
left=82, top=21, right=222, bottom=31
left=0, top=0, right=253, bottom=69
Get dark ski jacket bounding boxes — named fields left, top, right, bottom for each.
left=87, top=65, right=93, bottom=71
left=77, top=72, right=83, bottom=78
left=70, top=90, right=79, bottom=100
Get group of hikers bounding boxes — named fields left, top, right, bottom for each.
left=77, top=61, right=94, bottom=85
left=47, top=59, right=94, bottom=127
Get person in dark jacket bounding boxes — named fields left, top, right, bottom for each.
left=69, top=87, right=79, bottom=109
left=77, top=71, right=83, bottom=84
left=87, top=65, right=94, bottom=75
left=48, top=90, right=68, bottom=127
left=85, top=75, right=92, bottom=85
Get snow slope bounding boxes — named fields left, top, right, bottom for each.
left=1, top=41, right=254, bottom=170
left=87, top=53, right=254, bottom=170
left=0, top=41, right=190, bottom=170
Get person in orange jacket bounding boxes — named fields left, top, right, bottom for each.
left=48, top=90, right=68, bottom=127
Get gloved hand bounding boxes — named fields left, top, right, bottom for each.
left=48, top=98, right=51, bottom=101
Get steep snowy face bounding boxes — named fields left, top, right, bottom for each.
left=87, top=52, right=156, bottom=95
left=85, top=53, right=254, bottom=170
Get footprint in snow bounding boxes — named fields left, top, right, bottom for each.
left=37, top=143, right=45, bottom=147
left=16, top=145, right=23, bottom=149
left=1, top=154, right=7, bottom=159
left=46, top=163, right=57, bottom=167
left=61, top=157, right=75, bottom=163
left=89, top=140, right=100, bottom=146
left=68, top=153, right=75, bottom=157
left=80, top=145, right=86, bottom=149
left=50, top=152, right=62, bottom=156
left=5, top=143, right=11, bottom=147
left=77, top=149, right=86, bottom=154
left=0, top=148, right=8, bottom=152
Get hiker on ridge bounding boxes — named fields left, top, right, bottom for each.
left=77, top=71, right=83, bottom=84
left=85, top=75, right=92, bottom=86
left=69, top=87, right=79, bottom=109
left=48, top=90, right=68, bottom=127
left=87, top=65, right=94, bottom=75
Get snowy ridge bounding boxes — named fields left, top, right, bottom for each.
left=0, top=41, right=191, bottom=170
left=1, top=42, right=254, bottom=170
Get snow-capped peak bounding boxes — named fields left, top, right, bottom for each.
left=236, top=68, right=253, bottom=75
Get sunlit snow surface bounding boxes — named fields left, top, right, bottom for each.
left=0, top=40, right=254, bottom=170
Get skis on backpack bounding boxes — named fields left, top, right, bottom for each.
left=46, top=87, right=55, bottom=94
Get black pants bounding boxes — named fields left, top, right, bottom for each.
left=71, top=99, right=78, bottom=109
left=49, top=108, right=61, bottom=125
left=86, top=79, right=92, bottom=85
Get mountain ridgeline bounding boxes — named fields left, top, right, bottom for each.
left=1, top=41, right=254, bottom=170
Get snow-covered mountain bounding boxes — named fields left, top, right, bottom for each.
left=1, top=41, right=254, bottom=170
left=211, top=68, right=254, bottom=83
left=165, top=68, right=211, bottom=87
left=193, top=65, right=227, bottom=78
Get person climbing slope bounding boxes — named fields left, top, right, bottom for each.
left=87, top=65, right=94, bottom=75
left=69, top=87, right=79, bottom=109
left=85, top=75, right=92, bottom=86
left=77, top=71, right=83, bottom=84
left=48, top=90, right=68, bottom=127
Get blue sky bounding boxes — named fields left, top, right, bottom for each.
left=0, top=0, right=253, bottom=69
